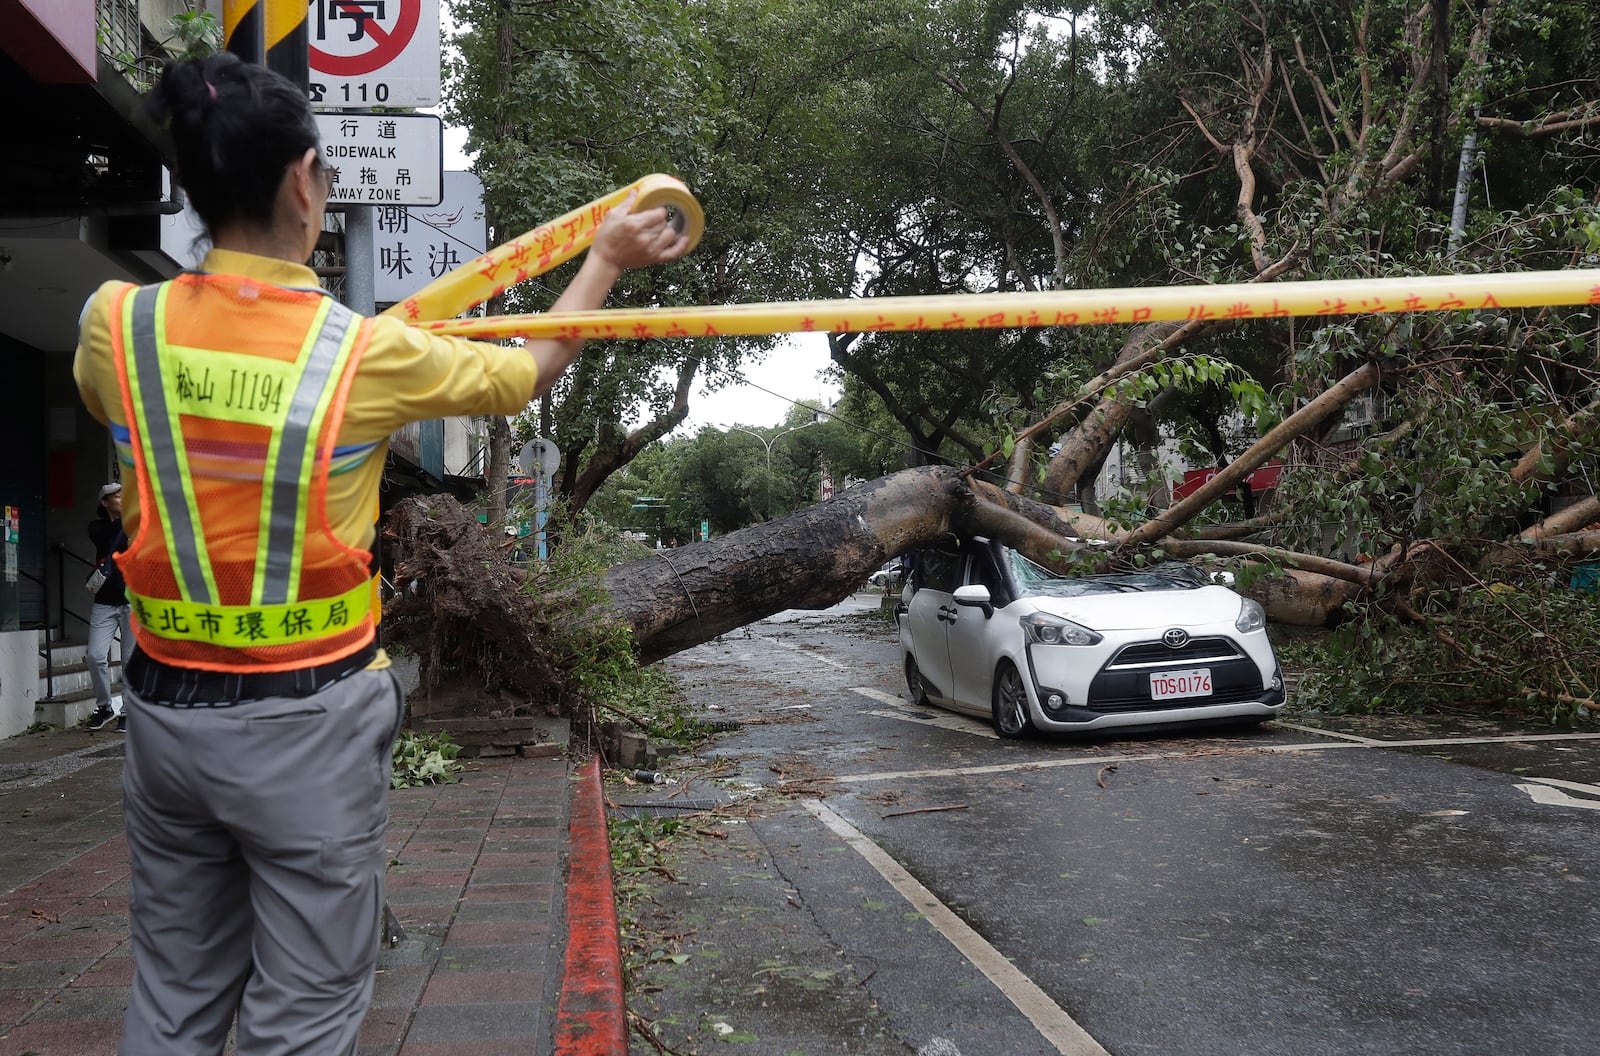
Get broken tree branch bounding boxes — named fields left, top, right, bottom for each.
left=1125, top=362, right=1383, bottom=545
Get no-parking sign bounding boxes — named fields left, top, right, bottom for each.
left=307, top=0, right=440, bottom=109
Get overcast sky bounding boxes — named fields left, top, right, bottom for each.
left=684, top=334, right=839, bottom=432
left=435, top=125, right=842, bottom=433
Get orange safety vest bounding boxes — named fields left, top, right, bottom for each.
left=108, top=273, right=377, bottom=673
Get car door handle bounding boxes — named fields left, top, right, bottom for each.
left=937, top=605, right=956, bottom=623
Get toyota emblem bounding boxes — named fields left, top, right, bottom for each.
left=1162, top=628, right=1190, bottom=649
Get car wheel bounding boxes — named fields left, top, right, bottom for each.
left=905, top=655, right=930, bottom=707
left=992, top=661, right=1033, bottom=739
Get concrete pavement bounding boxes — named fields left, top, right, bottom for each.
left=0, top=723, right=623, bottom=1056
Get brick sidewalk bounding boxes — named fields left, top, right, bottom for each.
left=0, top=747, right=599, bottom=1056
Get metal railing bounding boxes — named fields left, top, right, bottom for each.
left=96, top=0, right=160, bottom=87
left=34, top=545, right=97, bottom=701
left=457, top=438, right=489, bottom=480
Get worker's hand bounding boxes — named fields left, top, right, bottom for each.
left=588, top=190, right=692, bottom=274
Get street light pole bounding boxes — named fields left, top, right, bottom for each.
left=726, top=427, right=773, bottom=519
left=728, top=422, right=817, bottom=520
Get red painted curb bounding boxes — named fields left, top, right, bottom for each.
left=553, top=755, right=628, bottom=1055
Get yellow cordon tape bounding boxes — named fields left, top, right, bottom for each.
left=382, top=173, right=704, bottom=324
left=387, top=176, right=1600, bottom=339
left=418, top=269, right=1600, bottom=342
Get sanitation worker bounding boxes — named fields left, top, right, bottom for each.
left=73, top=52, right=689, bottom=1056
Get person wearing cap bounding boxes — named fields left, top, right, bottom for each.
left=72, top=52, right=687, bottom=1056
left=501, top=523, right=530, bottom=564
left=85, top=482, right=131, bottom=732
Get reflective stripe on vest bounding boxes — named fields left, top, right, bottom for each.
left=120, top=282, right=368, bottom=646
left=129, top=579, right=371, bottom=649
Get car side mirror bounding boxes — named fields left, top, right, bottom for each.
left=1210, top=570, right=1237, bottom=587
left=953, top=584, right=994, bottom=618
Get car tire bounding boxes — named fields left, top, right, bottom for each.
left=905, top=655, right=931, bottom=707
left=992, top=661, right=1033, bottom=739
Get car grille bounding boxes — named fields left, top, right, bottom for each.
left=1105, top=636, right=1243, bottom=670
left=1087, top=638, right=1262, bottom=712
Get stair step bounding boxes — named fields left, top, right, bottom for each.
left=42, top=644, right=88, bottom=667
left=31, top=629, right=128, bottom=728
left=36, top=693, right=123, bottom=729
left=38, top=663, right=123, bottom=703
left=38, top=657, right=124, bottom=678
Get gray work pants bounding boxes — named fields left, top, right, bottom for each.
left=118, top=667, right=404, bottom=1056
left=87, top=602, right=132, bottom=710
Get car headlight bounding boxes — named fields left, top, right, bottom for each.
left=1235, top=598, right=1267, bottom=634
left=1021, top=611, right=1103, bottom=646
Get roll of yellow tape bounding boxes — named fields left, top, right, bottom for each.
left=634, top=173, right=705, bottom=252
left=383, top=173, right=703, bottom=324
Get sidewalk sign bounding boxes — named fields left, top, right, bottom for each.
left=314, top=112, right=443, bottom=206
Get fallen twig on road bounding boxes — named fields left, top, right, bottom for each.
left=629, top=1009, right=687, bottom=1056
left=881, top=804, right=970, bottom=819
left=1097, top=765, right=1118, bottom=788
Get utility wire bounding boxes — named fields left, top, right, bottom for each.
left=709, top=369, right=1084, bottom=504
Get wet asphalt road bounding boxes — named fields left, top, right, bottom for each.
left=623, top=595, right=1600, bottom=1056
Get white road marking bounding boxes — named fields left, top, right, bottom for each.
left=853, top=686, right=914, bottom=707
left=755, top=634, right=852, bottom=670
left=824, top=719, right=1600, bottom=785
left=1523, top=775, right=1600, bottom=796
left=1316, top=732, right=1600, bottom=749
left=1273, top=722, right=1385, bottom=744
left=803, top=799, right=1111, bottom=1056
left=831, top=754, right=1163, bottom=785
left=1515, top=775, right=1600, bottom=810
left=1515, top=783, right=1600, bottom=811
left=866, top=710, right=999, bottom=738
left=853, top=687, right=999, bottom=739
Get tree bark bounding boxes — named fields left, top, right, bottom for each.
left=1038, top=321, right=1193, bottom=499
left=604, top=466, right=979, bottom=664
left=1520, top=496, right=1600, bottom=542
left=485, top=414, right=511, bottom=529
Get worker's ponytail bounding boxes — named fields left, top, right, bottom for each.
left=146, top=54, right=321, bottom=235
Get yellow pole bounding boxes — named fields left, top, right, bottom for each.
left=222, top=0, right=263, bottom=64
left=263, top=0, right=308, bottom=87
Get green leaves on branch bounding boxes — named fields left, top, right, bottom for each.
left=1284, top=565, right=1599, bottom=723
left=1109, top=354, right=1278, bottom=432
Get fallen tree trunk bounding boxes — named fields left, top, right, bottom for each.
left=387, top=462, right=1372, bottom=705
left=603, top=466, right=1091, bottom=664
left=384, top=468, right=984, bottom=696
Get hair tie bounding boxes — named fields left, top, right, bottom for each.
left=205, top=80, right=217, bottom=103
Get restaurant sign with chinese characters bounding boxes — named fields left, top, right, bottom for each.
left=308, top=0, right=441, bottom=109
left=313, top=113, right=442, bottom=207
left=372, top=170, right=487, bottom=304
